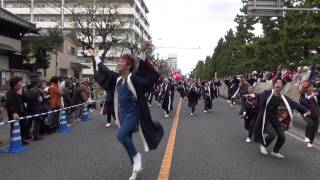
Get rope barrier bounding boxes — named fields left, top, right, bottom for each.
left=0, top=99, right=105, bottom=126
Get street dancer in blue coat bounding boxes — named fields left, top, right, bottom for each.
left=91, top=42, right=164, bottom=180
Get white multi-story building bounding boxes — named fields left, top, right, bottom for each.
left=166, top=54, right=178, bottom=70
left=3, top=0, right=151, bottom=77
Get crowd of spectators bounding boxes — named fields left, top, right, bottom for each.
left=0, top=76, right=97, bottom=145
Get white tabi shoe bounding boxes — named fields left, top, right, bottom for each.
left=307, top=143, right=313, bottom=148
left=305, top=137, right=311, bottom=143
left=245, top=137, right=252, bottom=143
left=271, top=151, right=285, bottom=159
left=260, top=145, right=268, bottom=155
left=133, top=153, right=143, bottom=172
left=129, top=153, right=143, bottom=180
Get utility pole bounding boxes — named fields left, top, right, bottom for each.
left=92, top=0, right=96, bottom=48
left=30, top=0, right=34, bottom=23
left=61, top=0, right=64, bottom=29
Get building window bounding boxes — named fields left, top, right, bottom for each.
left=68, top=46, right=76, bottom=55
left=60, top=68, right=68, bottom=77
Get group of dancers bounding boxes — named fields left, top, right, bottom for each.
left=91, top=41, right=319, bottom=179
left=227, top=75, right=319, bottom=159
left=146, top=78, right=222, bottom=117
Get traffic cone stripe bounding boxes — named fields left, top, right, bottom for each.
left=12, top=129, right=20, bottom=133
left=1, top=122, right=28, bottom=153
left=12, top=129, right=20, bottom=134
left=57, top=110, right=70, bottom=133
left=11, top=137, right=21, bottom=141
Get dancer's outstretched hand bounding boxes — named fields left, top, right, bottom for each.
left=89, top=48, right=97, bottom=58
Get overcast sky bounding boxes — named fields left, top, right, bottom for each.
left=146, top=0, right=260, bottom=75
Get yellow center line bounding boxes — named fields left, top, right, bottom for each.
left=157, top=97, right=183, bottom=180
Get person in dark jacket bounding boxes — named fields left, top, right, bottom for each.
left=177, top=81, right=186, bottom=99
left=62, top=80, right=72, bottom=125
left=188, top=82, right=199, bottom=116
left=253, top=78, right=310, bottom=159
left=230, top=76, right=240, bottom=107
left=212, top=78, right=221, bottom=101
left=203, top=82, right=212, bottom=113
left=38, top=81, right=53, bottom=135
left=299, top=80, right=319, bottom=148
left=72, top=82, right=83, bottom=121
left=102, top=90, right=115, bottom=127
left=5, top=76, right=29, bottom=145
left=91, top=42, right=163, bottom=180
left=24, top=80, right=44, bottom=141
left=239, top=86, right=258, bottom=143
left=169, top=78, right=175, bottom=111
left=161, top=78, right=172, bottom=118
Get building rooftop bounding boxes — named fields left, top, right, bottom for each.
left=0, top=8, right=38, bottom=34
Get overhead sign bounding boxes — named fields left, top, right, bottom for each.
left=248, top=0, right=284, bottom=17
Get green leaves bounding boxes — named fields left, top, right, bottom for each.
left=192, top=0, right=320, bottom=79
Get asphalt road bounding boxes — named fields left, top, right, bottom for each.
left=0, top=96, right=320, bottom=180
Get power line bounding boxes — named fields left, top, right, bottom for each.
left=158, top=46, right=203, bottom=50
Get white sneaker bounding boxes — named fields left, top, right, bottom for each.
left=129, top=170, right=140, bottom=180
left=204, top=110, right=207, bottom=113
left=133, top=153, right=142, bottom=171
left=67, top=124, right=71, bottom=127
left=271, top=151, right=285, bottom=159
left=158, top=103, right=161, bottom=106
left=260, top=145, right=268, bottom=155
left=105, top=123, right=111, bottom=127
left=148, top=104, right=152, bottom=107
left=164, top=114, right=170, bottom=118
left=245, top=137, right=252, bottom=143
left=190, top=113, right=194, bottom=116
left=307, top=143, right=313, bottom=148
left=227, top=100, right=231, bottom=103
left=232, top=102, right=236, bottom=105
left=305, top=137, right=311, bottom=143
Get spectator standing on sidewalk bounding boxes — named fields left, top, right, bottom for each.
left=49, top=76, right=64, bottom=131
left=62, top=80, right=73, bottom=125
left=72, top=82, right=83, bottom=121
left=24, top=80, right=44, bottom=141
left=6, top=76, right=29, bottom=145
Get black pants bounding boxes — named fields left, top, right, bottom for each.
left=304, top=116, right=319, bottom=144
left=204, top=97, right=211, bottom=111
left=32, top=117, right=41, bottom=138
left=106, top=103, right=115, bottom=124
left=264, top=121, right=286, bottom=153
left=188, top=100, right=197, bottom=113
left=51, top=108, right=60, bottom=130
left=245, top=113, right=257, bottom=138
